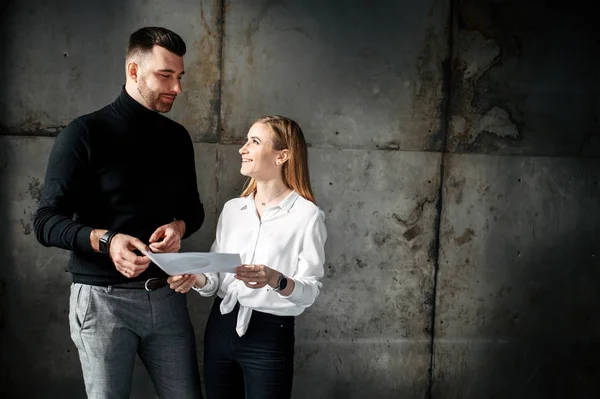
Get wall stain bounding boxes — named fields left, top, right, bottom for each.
left=446, top=176, right=466, bottom=205
left=392, top=196, right=437, bottom=227
left=324, top=262, right=335, bottom=278
left=294, top=346, right=320, bottom=371
left=448, top=0, right=530, bottom=153
left=403, top=224, right=423, bottom=242
left=2, top=101, right=67, bottom=135
left=376, top=142, right=401, bottom=151
left=179, top=0, right=222, bottom=142
left=414, top=26, right=445, bottom=152
left=27, top=177, right=43, bottom=203
left=454, top=228, right=475, bottom=246
left=20, top=219, right=32, bottom=235
left=372, top=233, right=390, bottom=248
left=354, top=257, right=366, bottom=269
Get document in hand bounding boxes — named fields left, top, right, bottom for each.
left=141, top=250, right=241, bottom=276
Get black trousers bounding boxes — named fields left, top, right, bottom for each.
left=204, top=297, right=295, bottom=399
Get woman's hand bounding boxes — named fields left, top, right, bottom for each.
left=234, top=264, right=279, bottom=289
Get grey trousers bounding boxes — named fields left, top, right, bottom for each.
left=69, top=283, right=203, bottom=399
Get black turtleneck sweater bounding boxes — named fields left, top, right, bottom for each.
left=34, top=88, right=205, bottom=285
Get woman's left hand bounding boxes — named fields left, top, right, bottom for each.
left=234, top=264, right=277, bottom=289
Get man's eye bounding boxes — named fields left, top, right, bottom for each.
left=253, top=139, right=259, bottom=144
left=160, top=74, right=169, bottom=78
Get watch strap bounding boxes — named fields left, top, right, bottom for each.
left=273, top=272, right=287, bottom=292
left=99, top=231, right=117, bottom=255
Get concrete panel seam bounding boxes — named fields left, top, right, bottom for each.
left=427, top=0, right=455, bottom=397
left=215, top=143, right=221, bottom=230
left=216, top=0, right=226, bottom=142
left=0, top=126, right=66, bottom=137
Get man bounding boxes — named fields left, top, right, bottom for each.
left=34, top=27, right=204, bottom=398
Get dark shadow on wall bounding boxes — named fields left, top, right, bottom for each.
left=439, top=158, right=600, bottom=399
left=497, top=227, right=600, bottom=398
left=0, top=0, right=9, bottom=135
left=431, top=1, right=600, bottom=397
left=490, top=161, right=600, bottom=398
left=0, top=164, right=10, bottom=396
left=0, top=1, right=13, bottom=394
left=447, top=0, right=600, bottom=158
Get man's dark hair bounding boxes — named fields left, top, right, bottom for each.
left=127, top=27, right=186, bottom=60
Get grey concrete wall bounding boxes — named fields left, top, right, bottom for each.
left=433, top=1, right=600, bottom=398
left=1, top=0, right=599, bottom=398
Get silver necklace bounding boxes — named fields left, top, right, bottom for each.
left=258, top=189, right=287, bottom=206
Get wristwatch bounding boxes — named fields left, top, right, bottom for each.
left=99, top=231, right=117, bottom=255
left=273, top=273, right=288, bottom=292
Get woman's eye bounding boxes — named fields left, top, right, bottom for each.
left=253, top=139, right=259, bottom=144
left=160, top=74, right=169, bottom=78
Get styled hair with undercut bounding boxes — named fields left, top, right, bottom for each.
left=126, top=27, right=186, bottom=61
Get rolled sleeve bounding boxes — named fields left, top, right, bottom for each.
left=192, top=272, right=218, bottom=297
left=192, top=214, right=226, bottom=297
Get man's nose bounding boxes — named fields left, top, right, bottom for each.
left=172, top=79, right=182, bottom=94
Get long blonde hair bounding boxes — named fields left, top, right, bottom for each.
left=240, top=115, right=316, bottom=204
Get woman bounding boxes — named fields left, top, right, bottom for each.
left=169, top=115, right=327, bottom=398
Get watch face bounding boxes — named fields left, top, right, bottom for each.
left=279, top=277, right=288, bottom=291
left=99, top=239, right=107, bottom=254
left=99, top=232, right=113, bottom=254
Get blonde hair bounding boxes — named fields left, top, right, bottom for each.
left=240, top=115, right=316, bottom=204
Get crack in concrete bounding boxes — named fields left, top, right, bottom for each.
left=392, top=196, right=438, bottom=228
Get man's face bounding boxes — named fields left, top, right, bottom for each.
left=136, top=45, right=184, bottom=113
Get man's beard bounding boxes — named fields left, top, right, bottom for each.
left=137, top=76, right=175, bottom=113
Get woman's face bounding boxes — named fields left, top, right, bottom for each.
left=239, top=123, right=282, bottom=180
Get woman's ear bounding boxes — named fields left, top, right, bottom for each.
left=276, top=149, right=290, bottom=166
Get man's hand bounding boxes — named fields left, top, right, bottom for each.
left=149, top=220, right=185, bottom=253
left=168, top=274, right=204, bottom=293
left=109, top=233, right=151, bottom=278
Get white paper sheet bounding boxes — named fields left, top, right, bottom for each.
left=142, top=250, right=241, bottom=276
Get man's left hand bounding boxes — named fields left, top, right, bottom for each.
left=149, top=220, right=185, bottom=253
left=168, top=274, right=198, bottom=293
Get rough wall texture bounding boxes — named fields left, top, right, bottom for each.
left=220, top=0, right=448, bottom=151
left=1, top=0, right=599, bottom=398
left=448, top=0, right=600, bottom=156
left=434, top=154, right=600, bottom=398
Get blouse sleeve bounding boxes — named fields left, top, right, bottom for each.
left=191, top=207, right=226, bottom=297
left=282, top=208, right=327, bottom=307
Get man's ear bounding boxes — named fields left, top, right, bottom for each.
left=127, top=62, right=139, bottom=83
left=276, top=149, right=290, bottom=165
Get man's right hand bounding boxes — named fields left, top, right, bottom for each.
left=109, top=233, right=151, bottom=278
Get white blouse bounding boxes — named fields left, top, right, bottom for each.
left=194, top=191, right=327, bottom=336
